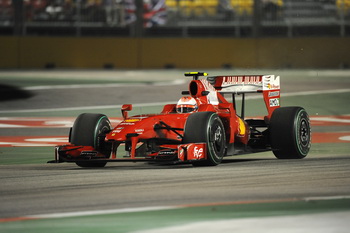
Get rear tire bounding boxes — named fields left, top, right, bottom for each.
left=269, top=107, right=311, bottom=159
left=70, top=113, right=112, bottom=167
left=183, top=112, right=226, bottom=166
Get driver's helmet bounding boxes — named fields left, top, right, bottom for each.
left=176, top=96, right=198, bottom=113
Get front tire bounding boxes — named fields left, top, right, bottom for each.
left=183, top=112, right=226, bottom=166
left=269, top=107, right=311, bottom=159
left=70, top=113, right=112, bottom=167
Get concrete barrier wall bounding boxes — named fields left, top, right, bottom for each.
left=1, top=36, right=349, bottom=69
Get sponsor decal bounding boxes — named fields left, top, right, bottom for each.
left=158, top=150, right=176, bottom=156
left=112, top=127, right=124, bottom=134
left=193, top=146, right=203, bottom=159
left=269, top=98, right=280, bottom=107
left=268, top=91, right=280, bottom=97
left=263, top=75, right=280, bottom=90
left=221, top=76, right=262, bottom=86
left=266, top=84, right=280, bottom=90
left=135, top=129, right=144, bottom=133
left=177, top=143, right=206, bottom=161
left=120, top=122, right=136, bottom=126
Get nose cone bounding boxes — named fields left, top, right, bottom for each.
left=105, top=116, right=148, bottom=141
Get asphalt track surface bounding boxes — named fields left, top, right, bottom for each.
left=0, top=69, right=350, bottom=232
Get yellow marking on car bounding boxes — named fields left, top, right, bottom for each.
left=124, top=119, right=141, bottom=123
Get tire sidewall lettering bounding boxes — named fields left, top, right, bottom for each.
left=295, top=110, right=311, bottom=156
left=94, top=116, right=111, bottom=149
left=206, top=114, right=225, bottom=164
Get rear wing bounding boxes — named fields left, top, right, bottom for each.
left=207, top=75, right=281, bottom=119
left=207, top=75, right=280, bottom=93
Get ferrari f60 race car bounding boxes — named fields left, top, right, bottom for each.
left=52, top=72, right=311, bottom=167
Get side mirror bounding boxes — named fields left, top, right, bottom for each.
left=121, top=104, right=132, bottom=119
left=201, top=91, right=210, bottom=96
left=218, top=103, right=231, bottom=110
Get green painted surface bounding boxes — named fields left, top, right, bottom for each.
left=0, top=147, right=53, bottom=165
left=1, top=199, right=349, bottom=233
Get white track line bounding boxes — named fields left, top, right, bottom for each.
left=0, top=88, right=349, bottom=114
left=281, top=88, right=350, bottom=97
left=0, top=102, right=175, bottom=113
left=26, top=206, right=180, bottom=219
left=135, top=211, right=350, bottom=233
left=23, top=79, right=185, bottom=90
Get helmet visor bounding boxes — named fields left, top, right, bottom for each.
left=176, top=106, right=197, bottom=113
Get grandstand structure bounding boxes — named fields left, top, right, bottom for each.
left=0, top=0, right=349, bottom=37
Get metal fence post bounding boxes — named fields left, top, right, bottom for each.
left=76, top=0, right=82, bottom=36
left=253, top=0, right=262, bottom=38
left=134, top=0, right=144, bottom=37
left=13, top=0, right=24, bottom=36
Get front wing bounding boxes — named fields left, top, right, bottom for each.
left=51, top=143, right=207, bottom=164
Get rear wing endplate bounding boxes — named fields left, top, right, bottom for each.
left=207, top=75, right=281, bottom=119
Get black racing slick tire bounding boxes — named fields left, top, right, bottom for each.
left=183, top=112, right=226, bottom=166
left=70, top=113, right=112, bottom=167
left=269, top=107, right=311, bottom=159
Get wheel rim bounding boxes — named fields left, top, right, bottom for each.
left=296, top=111, right=311, bottom=156
left=210, top=121, right=225, bottom=155
left=300, top=119, right=310, bottom=147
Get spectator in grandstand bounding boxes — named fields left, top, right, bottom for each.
left=143, top=0, right=166, bottom=27
left=124, top=0, right=167, bottom=27
left=0, top=0, right=13, bottom=24
left=231, top=0, right=253, bottom=17
left=104, top=0, right=118, bottom=25
left=27, top=0, right=72, bottom=22
left=217, top=0, right=234, bottom=20
left=45, top=0, right=64, bottom=20
left=82, top=0, right=104, bottom=22
left=24, top=0, right=48, bottom=21
left=262, top=0, right=283, bottom=21
left=124, top=0, right=137, bottom=24
left=62, top=0, right=74, bottom=21
left=337, top=0, right=350, bottom=18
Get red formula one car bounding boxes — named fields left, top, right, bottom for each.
left=52, top=72, right=311, bottom=167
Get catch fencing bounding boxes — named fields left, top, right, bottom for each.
left=1, top=0, right=349, bottom=37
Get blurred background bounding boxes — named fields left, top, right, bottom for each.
left=1, top=0, right=350, bottom=69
